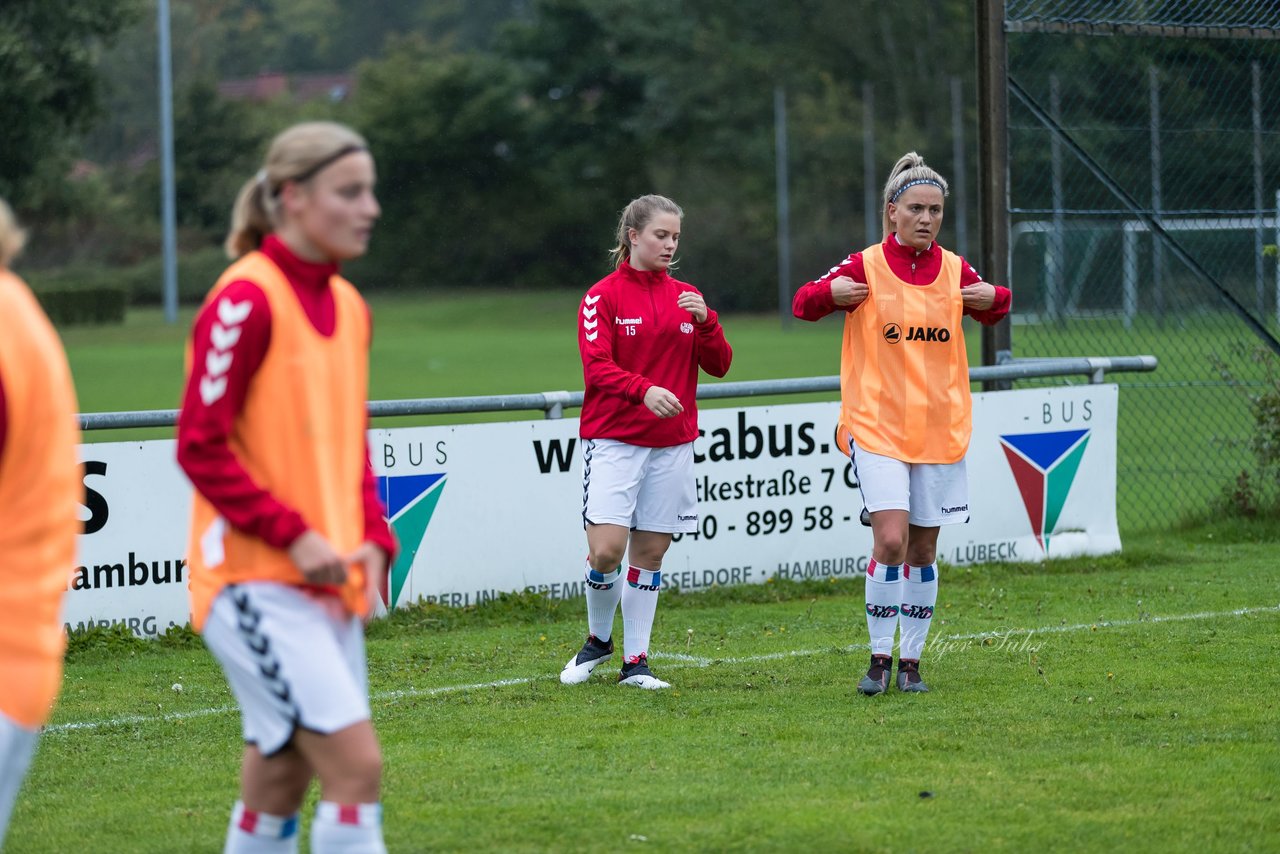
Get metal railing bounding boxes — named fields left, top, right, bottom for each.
left=78, top=356, right=1158, bottom=431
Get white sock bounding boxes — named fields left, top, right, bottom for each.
left=899, top=563, right=939, bottom=661
left=0, top=718, right=38, bottom=850
left=621, top=566, right=661, bottom=662
left=311, top=801, right=385, bottom=854
left=864, top=559, right=902, bottom=657
left=224, top=801, right=300, bottom=854
left=584, top=559, right=622, bottom=641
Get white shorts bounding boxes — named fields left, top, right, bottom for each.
left=582, top=439, right=698, bottom=534
left=0, top=712, right=38, bottom=845
left=202, top=583, right=370, bottom=757
left=851, top=438, right=970, bottom=528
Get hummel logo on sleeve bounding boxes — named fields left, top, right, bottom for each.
left=205, top=349, right=233, bottom=377
left=217, top=296, right=252, bottom=326
left=583, top=294, right=601, bottom=341
left=210, top=322, right=242, bottom=350
left=200, top=296, right=252, bottom=406
left=200, top=375, right=229, bottom=407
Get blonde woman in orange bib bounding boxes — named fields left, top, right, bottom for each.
left=0, top=199, right=81, bottom=848
left=177, top=122, right=396, bottom=853
left=792, top=152, right=1011, bottom=696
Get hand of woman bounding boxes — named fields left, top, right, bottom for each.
left=830, top=276, right=869, bottom=307
left=961, top=281, right=996, bottom=310
left=676, top=291, right=708, bottom=323
left=643, top=385, right=684, bottom=418
left=288, top=530, right=348, bottom=585
left=347, top=541, right=389, bottom=621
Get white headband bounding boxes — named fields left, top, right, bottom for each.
left=890, top=178, right=944, bottom=203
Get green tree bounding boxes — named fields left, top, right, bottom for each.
left=0, top=0, right=139, bottom=210
left=340, top=0, right=985, bottom=304
left=64, top=0, right=1003, bottom=307
left=498, top=0, right=677, bottom=276
left=352, top=37, right=545, bottom=288
left=130, top=80, right=272, bottom=238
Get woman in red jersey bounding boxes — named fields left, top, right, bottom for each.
left=0, top=198, right=81, bottom=849
left=177, top=122, right=395, bottom=853
left=560, top=194, right=733, bottom=690
left=793, top=152, right=1011, bottom=696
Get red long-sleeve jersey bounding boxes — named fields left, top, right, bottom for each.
left=792, top=235, right=1011, bottom=324
left=176, top=235, right=395, bottom=561
left=578, top=262, right=732, bottom=447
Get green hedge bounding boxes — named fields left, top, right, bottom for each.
left=25, top=247, right=229, bottom=308
left=35, top=287, right=127, bottom=326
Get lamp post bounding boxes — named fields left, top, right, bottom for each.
left=158, top=0, right=178, bottom=323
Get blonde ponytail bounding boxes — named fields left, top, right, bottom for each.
left=224, top=173, right=275, bottom=259
left=0, top=198, right=27, bottom=269
left=881, top=151, right=949, bottom=240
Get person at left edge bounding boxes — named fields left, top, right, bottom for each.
left=177, top=121, right=397, bottom=854
left=0, top=197, right=81, bottom=851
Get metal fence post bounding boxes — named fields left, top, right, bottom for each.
left=157, top=0, right=179, bottom=324
left=1049, top=74, right=1064, bottom=324
left=1253, top=61, right=1266, bottom=317
left=950, top=75, right=969, bottom=260
left=863, top=81, right=877, bottom=248
left=1149, top=65, right=1165, bottom=323
left=543, top=391, right=572, bottom=420
left=775, top=85, right=792, bottom=329
left=976, top=0, right=1013, bottom=385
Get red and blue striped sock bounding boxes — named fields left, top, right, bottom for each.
left=584, top=559, right=622, bottom=642
left=864, top=558, right=902, bottom=657
left=900, top=563, right=938, bottom=661
left=311, top=801, right=385, bottom=854
left=622, top=566, right=662, bottom=662
left=225, top=801, right=299, bottom=853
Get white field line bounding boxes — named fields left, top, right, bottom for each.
left=42, top=603, right=1280, bottom=736
left=657, top=603, right=1280, bottom=667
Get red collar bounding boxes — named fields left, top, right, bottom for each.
left=261, top=234, right=340, bottom=291
left=618, top=260, right=670, bottom=287
left=884, top=234, right=938, bottom=261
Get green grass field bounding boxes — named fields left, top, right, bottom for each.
left=10, top=516, right=1279, bottom=852
left=61, top=291, right=851, bottom=422
left=62, top=292, right=1269, bottom=531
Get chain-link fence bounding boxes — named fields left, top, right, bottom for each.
left=1002, top=0, right=1280, bottom=530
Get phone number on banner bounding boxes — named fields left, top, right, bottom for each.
left=673, top=463, right=864, bottom=543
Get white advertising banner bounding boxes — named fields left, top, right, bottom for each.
left=68, top=384, right=1118, bottom=635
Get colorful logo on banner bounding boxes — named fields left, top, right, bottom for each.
left=376, top=473, right=446, bottom=608
left=999, top=429, right=1090, bottom=553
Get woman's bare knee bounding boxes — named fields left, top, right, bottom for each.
left=586, top=523, right=628, bottom=571
left=874, top=533, right=908, bottom=564
left=628, top=530, right=672, bottom=569
left=332, top=750, right=382, bottom=801
left=588, top=544, right=626, bottom=570
left=905, top=525, right=941, bottom=567
left=241, top=745, right=312, bottom=814
left=294, top=723, right=382, bottom=804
